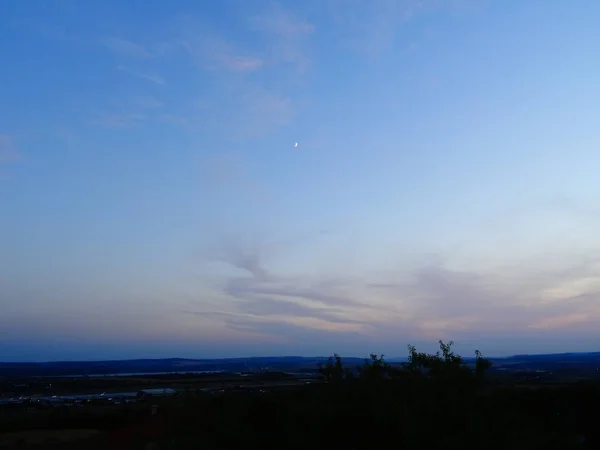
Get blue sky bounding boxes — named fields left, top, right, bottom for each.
left=2, top=0, right=600, bottom=362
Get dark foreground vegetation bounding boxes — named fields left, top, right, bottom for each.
left=2, top=341, right=600, bottom=449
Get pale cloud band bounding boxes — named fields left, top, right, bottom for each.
left=189, top=229, right=600, bottom=351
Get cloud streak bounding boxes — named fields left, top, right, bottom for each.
left=90, top=113, right=147, bottom=128
left=89, top=95, right=167, bottom=128
left=178, top=24, right=263, bottom=72
left=190, top=227, right=600, bottom=352
left=229, top=85, right=295, bottom=139
left=101, top=37, right=154, bottom=59
left=117, top=65, right=166, bottom=84
left=325, top=0, right=460, bottom=56
left=172, top=9, right=306, bottom=139
left=248, top=4, right=316, bottom=70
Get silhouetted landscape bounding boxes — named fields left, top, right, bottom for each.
left=4, top=351, right=600, bottom=378
left=0, top=356, right=359, bottom=378
left=2, top=342, right=600, bottom=449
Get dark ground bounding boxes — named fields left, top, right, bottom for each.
left=2, top=351, right=600, bottom=449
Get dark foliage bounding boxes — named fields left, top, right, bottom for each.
left=153, top=341, right=599, bottom=449
left=5, top=342, right=600, bottom=449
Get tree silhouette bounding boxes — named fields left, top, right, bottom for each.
left=318, top=353, right=346, bottom=383
left=360, top=353, right=391, bottom=382
left=474, top=349, right=492, bottom=380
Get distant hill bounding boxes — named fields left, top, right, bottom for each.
left=1, top=352, right=599, bottom=378
left=0, top=356, right=364, bottom=378
left=504, top=352, right=600, bottom=361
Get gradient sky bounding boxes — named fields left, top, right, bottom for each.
left=2, top=0, right=600, bottom=362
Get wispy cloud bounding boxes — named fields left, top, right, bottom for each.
left=367, top=255, right=600, bottom=339
left=529, top=312, right=592, bottom=330
left=0, top=135, right=21, bottom=167
left=196, top=232, right=386, bottom=340
left=248, top=3, right=316, bottom=70
left=101, top=37, right=154, bottom=59
left=177, top=5, right=316, bottom=72
left=326, top=0, right=431, bottom=56
left=214, top=53, right=264, bottom=72
left=174, top=15, right=267, bottom=72
left=250, top=6, right=316, bottom=38
left=194, top=82, right=295, bottom=140
left=89, top=96, right=193, bottom=129
left=171, top=9, right=310, bottom=140
left=225, top=55, right=264, bottom=72
left=117, top=65, right=165, bottom=85
left=191, top=228, right=600, bottom=350
left=227, top=85, right=294, bottom=139
left=179, top=32, right=263, bottom=72
left=90, top=113, right=147, bottom=128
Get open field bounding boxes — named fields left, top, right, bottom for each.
left=1, top=370, right=318, bottom=400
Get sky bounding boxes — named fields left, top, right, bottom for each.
left=1, top=0, right=600, bottom=362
